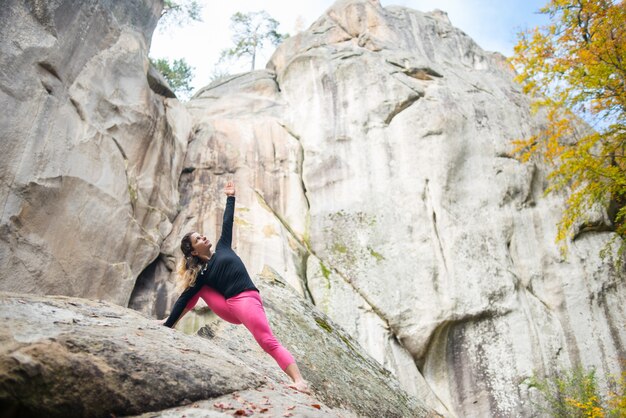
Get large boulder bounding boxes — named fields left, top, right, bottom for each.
left=0, top=268, right=439, bottom=417
left=0, top=0, right=191, bottom=306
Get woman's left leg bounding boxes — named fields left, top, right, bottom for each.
left=226, top=290, right=295, bottom=370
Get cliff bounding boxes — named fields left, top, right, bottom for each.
left=0, top=0, right=623, bottom=417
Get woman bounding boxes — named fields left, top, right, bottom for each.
left=162, top=181, right=309, bottom=392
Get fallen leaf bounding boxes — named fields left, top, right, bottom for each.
left=234, top=409, right=253, bottom=416
left=287, top=406, right=295, bottom=410
left=214, top=402, right=234, bottom=410
left=311, top=404, right=321, bottom=409
left=260, top=408, right=269, bottom=413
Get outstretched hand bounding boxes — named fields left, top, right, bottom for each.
left=224, top=181, right=236, bottom=197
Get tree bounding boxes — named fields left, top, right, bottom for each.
left=527, top=366, right=626, bottom=417
left=218, top=11, right=287, bottom=71
left=511, top=0, right=626, bottom=254
left=151, top=57, right=194, bottom=98
left=158, top=0, right=202, bottom=30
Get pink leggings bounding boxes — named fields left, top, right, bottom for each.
left=186, top=287, right=295, bottom=370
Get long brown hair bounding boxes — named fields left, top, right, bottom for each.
left=175, top=232, right=203, bottom=292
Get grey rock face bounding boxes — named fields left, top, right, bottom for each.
left=0, top=291, right=263, bottom=418
left=0, top=268, right=437, bottom=417
left=0, top=0, right=191, bottom=306
left=151, top=0, right=625, bottom=416
left=1, top=0, right=623, bottom=416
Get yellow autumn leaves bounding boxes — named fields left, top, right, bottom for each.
left=510, top=0, right=626, bottom=254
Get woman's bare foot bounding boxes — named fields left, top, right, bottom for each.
left=284, top=363, right=311, bottom=394
left=287, top=379, right=311, bottom=394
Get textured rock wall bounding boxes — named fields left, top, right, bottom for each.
left=143, top=1, right=625, bottom=416
left=1, top=0, right=623, bottom=416
left=0, top=0, right=191, bottom=306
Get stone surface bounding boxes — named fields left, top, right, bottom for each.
left=0, top=268, right=437, bottom=417
left=0, top=0, right=191, bottom=306
left=141, top=1, right=625, bottom=416
left=1, top=0, right=624, bottom=417
left=0, top=292, right=262, bottom=417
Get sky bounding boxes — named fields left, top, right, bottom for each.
left=150, top=0, right=550, bottom=96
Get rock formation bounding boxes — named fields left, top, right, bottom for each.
left=149, top=0, right=625, bottom=416
left=1, top=0, right=624, bottom=417
left=0, top=0, right=190, bottom=307
left=0, top=268, right=436, bottom=417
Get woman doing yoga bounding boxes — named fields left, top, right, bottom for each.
left=162, top=181, right=308, bottom=392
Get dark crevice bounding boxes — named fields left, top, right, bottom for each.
left=522, top=164, right=538, bottom=207
left=37, top=62, right=62, bottom=81
left=418, top=309, right=503, bottom=370
left=110, top=136, right=134, bottom=213
left=276, top=122, right=311, bottom=216
left=525, top=282, right=551, bottom=312
left=572, top=223, right=615, bottom=241
left=422, top=129, right=443, bottom=138
left=469, top=82, right=495, bottom=97
left=270, top=71, right=281, bottom=93
left=386, top=59, right=443, bottom=79
left=128, top=255, right=160, bottom=311
left=70, top=98, right=86, bottom=121
left=301, top=252, right=314, bottom=305
left=274, top=122, right=315, bottom=302
left=253, top=189, right=315, bottom=303
left=110, top=136, right=128, bottom=160
left=424, top=180, right=449, bottom=276
left=41, top=81, right=53, bottom=94
left=495, top=152, right=516, bottom=159
left=384, top=94, right=421, bottom=125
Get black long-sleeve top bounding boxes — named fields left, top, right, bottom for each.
left=164, top=196, right=258, bottom=327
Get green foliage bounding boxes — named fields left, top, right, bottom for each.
left=319, top=261, right=331, bottom=289
left=315, top=317, right=333, bottom=333
left=150, top=57, right=194, bottom=98
left=218, top=10, right=288, bottom=71
left=510, top=0, right=626, bottom=253
left=158, top=0, right=202, bottom=30
left=528, top=366, right=626, bottom=417
left=319, top=261, right=331, bottom=280
left=368, top=247, right=385, bottom=262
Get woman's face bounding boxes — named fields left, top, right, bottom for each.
left=190, top=232, right=212, bottom=258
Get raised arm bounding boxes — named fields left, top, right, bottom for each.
left=217, top=181, right=236, bottom=248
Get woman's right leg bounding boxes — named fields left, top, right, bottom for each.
left=226, top=291, right=296, bottom=370
left=226, top=291, right=309, bottom=392
left=196, top=286, right=242, bottom=324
